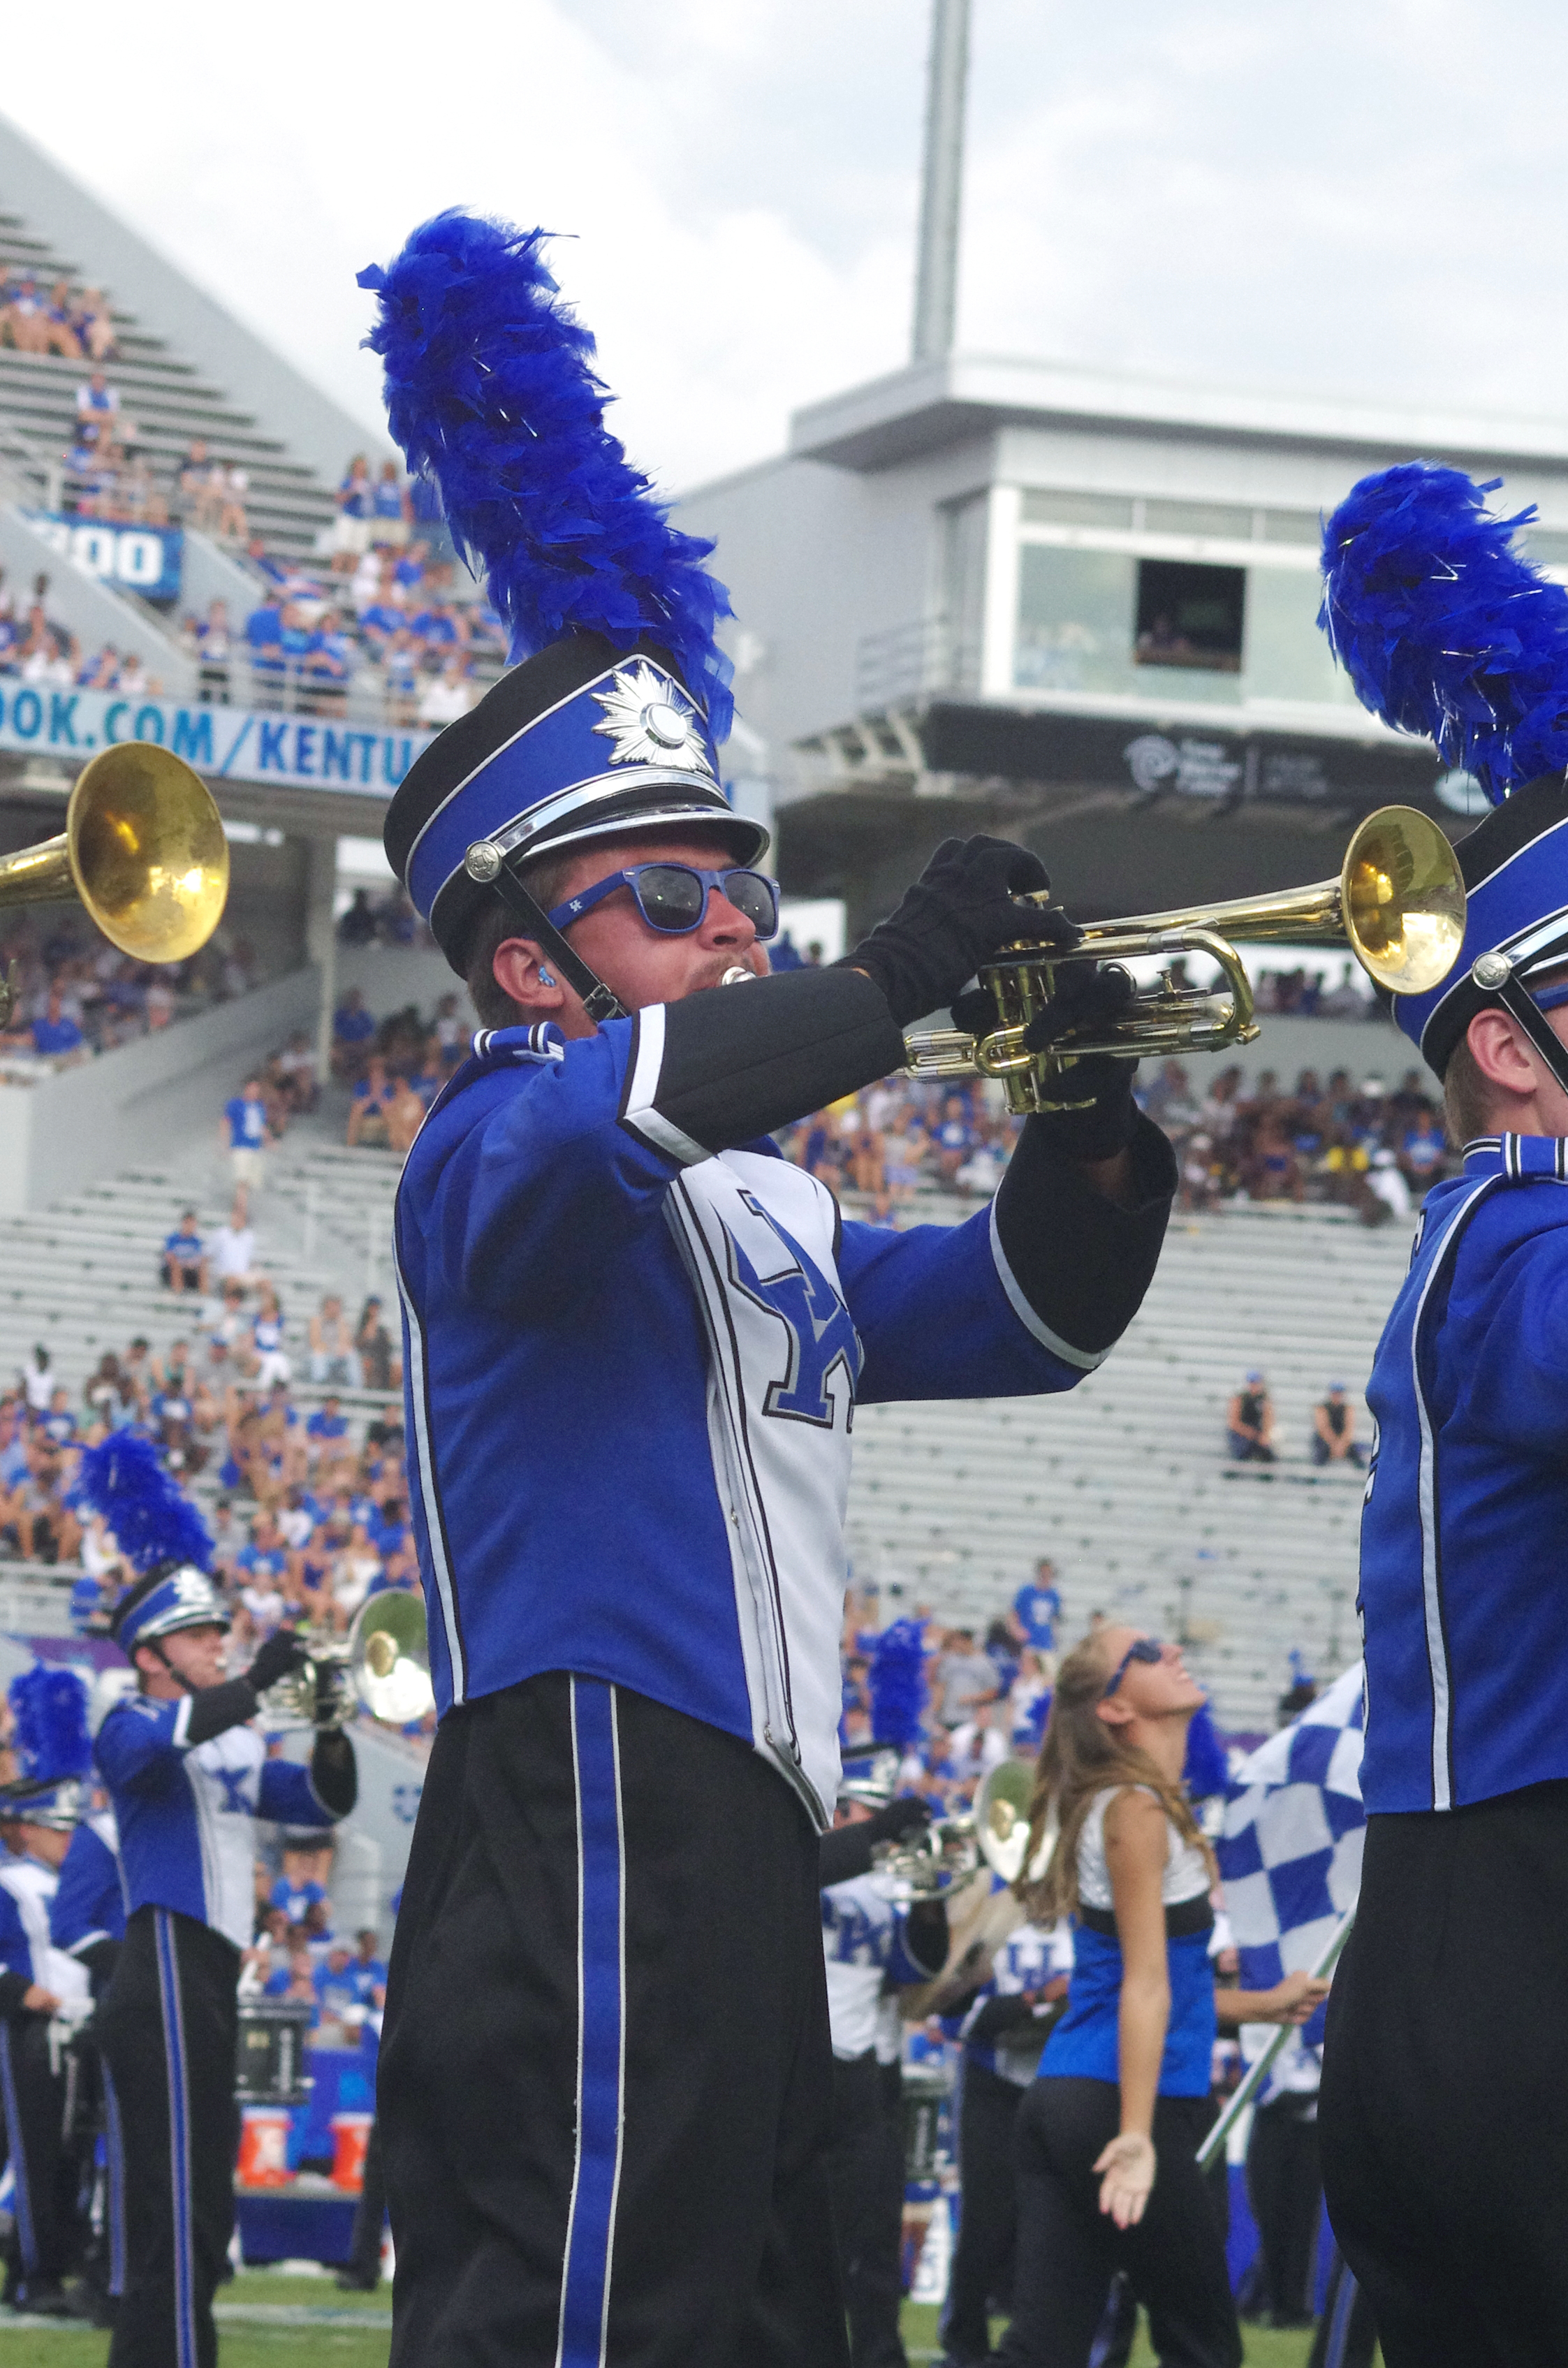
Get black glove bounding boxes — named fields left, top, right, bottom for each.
left=865, top=1795, right=934, bottom=1846
left=836, top=837, right=1078, bottom=1029
left=247, top=1628, right=310, bottom=1694
left=1018, top=963, right=1141, bottom=1162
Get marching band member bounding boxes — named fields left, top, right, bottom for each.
left=74, top=1437, right=356, bottom=2368
left=358, top=210, right=1178, bottom=2367
left=0, top=1669, right=94, bottom=2318
left=51, top=1785, right=129, bottom=2327
left=934, top=1906, right=1071, bottom=2368
left=820, top=1765, right=950, bottom=2368
left=1314, top=465, right=1568, bottom=2366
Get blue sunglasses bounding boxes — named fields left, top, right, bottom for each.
left=548, top=863, right=780, bottom=940
left=1103, top=1637, right=1164, bottom=1697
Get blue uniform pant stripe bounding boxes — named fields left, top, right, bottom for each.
left=555, top=1677, right=627, bottom=2368
left=0, top=2024, right=37, bottom=2276
left=102, top=2059, right=126, bottom=2297
left=154, top=1909, right=198, bottom=2368
left=1323, top=2261, right=1361, bottom=2368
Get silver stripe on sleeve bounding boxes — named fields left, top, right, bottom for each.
left=618, top=1006, right=710, bottom=1167
left=986, top=1199, right=1109, bottom=1372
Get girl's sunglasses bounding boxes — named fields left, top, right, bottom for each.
left=1103, top=1637, right=1164, bottom=1697
left=547, top=863, right=780, bottom=940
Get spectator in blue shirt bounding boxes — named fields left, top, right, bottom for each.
left=222, top=1076, right=268, bottom=1192
left=307, top=1394, right=351, bottom=1455
left=247, top=597, right=285, bottom=703
left=370, top=462, right=407, bottom=547
left=37, top=1389, right=76, bottom=1449
left=1012, top=1558, right=1063, bottom=1669
left=161, top=1208, right=208, bottom=1295
left=349, top=1930, right=387, bottom=2007
left=27, top=988, right=85, bottom=1064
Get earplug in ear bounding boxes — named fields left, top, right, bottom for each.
left=538, top=968, right=555, bottom=987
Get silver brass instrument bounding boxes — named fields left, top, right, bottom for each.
left=0, top=744, right=230, bottom=1028
left=871, top=1813, right=979, bottom=1901
left=262, top=1588, right=434, bottom=1731
left=904, top=804, right=1467, bottom=1115
left=974, top=1757, right=1041, bottom=1885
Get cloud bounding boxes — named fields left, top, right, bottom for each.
left=6, top=0, right=1568, bottom=498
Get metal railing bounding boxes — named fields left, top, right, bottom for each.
left=853, top=613, right=979, bottom=708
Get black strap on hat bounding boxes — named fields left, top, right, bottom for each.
left=462, top=841, right=627, bottom=1026
left=1468, top=951, right=1568, bottom=1099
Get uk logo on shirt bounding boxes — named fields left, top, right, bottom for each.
left=725, top=1194, right=862, bottom=1431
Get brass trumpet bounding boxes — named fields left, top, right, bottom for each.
left=0, top=744, right=230, bottom=1025
left=904, top=804, right=1467, bottom=1115
left=263, top=1588, right=436, bottom=1732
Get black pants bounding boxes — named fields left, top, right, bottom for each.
left=0, top=2013, right=76, bottom=2297
left=942, top=2059, right=1024, bottom=2363
left=826, top=2053, right=907, bottom=2368
left=997, top=2079, right=1240, bottom=2368
left=1305, top=2246, right=1377, bottom=2368
left=1245, top=2096, right=1321, bottom=2323
left=1321, top=1782, right=1568, bottom=2367
left=97, top=1906, right=240, bottom=2368
left=381, top=1672, right=849, bottom=2368
left=346, top=2116, right=386, bottom=2284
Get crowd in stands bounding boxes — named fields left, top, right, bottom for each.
left=0, top=567, right=170, bottom=696
left=240, top=1855, right=387, bottom=2045
left=1, top=273, right=116, bottom=361
left=330, top=983, right=468, bottom=1152
left=779, top=1054, right=1455, bottom=1224
left=0, top=908, right=265, bottom=1071
left=240, top=531, right=504, bottom=726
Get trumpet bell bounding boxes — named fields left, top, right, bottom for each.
left=69, top=744, right=231, bottom=963
left=976, top=1758, right=1038, bottom=1885
left=1340, top=805, right=1466, bottom=995
left=347, top=1588, right=434, bottom=1727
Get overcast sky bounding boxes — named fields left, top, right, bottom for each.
left=8, top=1, right=1568, bottom=496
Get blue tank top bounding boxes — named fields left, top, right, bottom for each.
left=1040, top=1788, right=1215, bottom=2098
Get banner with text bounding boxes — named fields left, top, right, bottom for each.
left=24, top=511, right=185, bottom=604
left=0, top=682, right=434, bottom=798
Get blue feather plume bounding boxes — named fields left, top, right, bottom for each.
left=1181, top=1700, right=1229, bottom=1801
left=358, top=211, right=734, bottom=737
left=868, top=1618, right=928, bottom=1750
left=8, top=1666, right=91, bottom=1785
left=71, top=1433, right=212, bottom=1574
left=1319, top=461, right=1568, bottom=802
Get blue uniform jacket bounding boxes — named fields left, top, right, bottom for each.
left=395, top=1016, right=1173, bottom=1825
left=50, top=1811, right=125, bottom=1957
left=1361, top=1133, right=1568, bottom=1812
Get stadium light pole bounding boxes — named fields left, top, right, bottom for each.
left=911, top=0, right=972, bottom=365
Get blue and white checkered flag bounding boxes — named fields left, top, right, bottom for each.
left=1218, top=1663, right=1365, bottom=1994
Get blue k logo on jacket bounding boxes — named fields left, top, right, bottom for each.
left=724, top=1194, right=862, bottom=1430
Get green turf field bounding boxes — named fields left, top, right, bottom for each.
left=0, top=2275, right=1348, bottom=2364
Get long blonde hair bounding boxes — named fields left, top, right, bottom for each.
left=1023, top=1632, right=1214, bottom=1921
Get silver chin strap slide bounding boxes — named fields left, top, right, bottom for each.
left=464, top=841, right=627, bottom=1027
left=1469, top=951, right=1568, bottom=1100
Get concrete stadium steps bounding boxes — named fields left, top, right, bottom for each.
left=846, top=1201, right=1408, bottom=1731
left=0, top=210, right=338, bottom=555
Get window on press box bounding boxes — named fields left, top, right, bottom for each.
left=1134, top=560, right=1245, bottom=675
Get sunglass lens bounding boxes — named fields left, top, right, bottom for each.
left=724, top=872, right=779, bottom=933
left=636, top=867, right=705, bottom=931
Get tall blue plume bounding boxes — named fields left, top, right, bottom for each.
left=8, top=1666, right=91, bottom=1784
left=71, top=1433, right=212, bottom=1574
left=358, top=211, right=734, bottom=738
left=1181, top=1700, right=1229, bottom=1802
left=1319, top=462, right=1568, bottom=803
left=868, top=1618, right=928, bottom=1750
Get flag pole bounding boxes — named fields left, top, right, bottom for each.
left=1196, top=1910, right=1356, bottom=2170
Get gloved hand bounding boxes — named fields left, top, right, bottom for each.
left=836, top=837, right=1078, bottom=1029
left=1019, top=963, right=1141, bottom=1161
left=865, top=1795, right=934, bottom=1846
left=248, top=1628, right=310, bottom=1694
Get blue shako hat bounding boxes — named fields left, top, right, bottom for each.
left=0, top=1665, right=91, bottom=1830
left=1320, top=463, right=1568, bottom=1079
left=71, top=1433, right=226, bottom=1657
left=359, top=212, right=766, bottom=977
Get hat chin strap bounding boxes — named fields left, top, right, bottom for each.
left=463, top=842, right=627, bottom=1026
left=1469, top=953, right=1568, bottom=1103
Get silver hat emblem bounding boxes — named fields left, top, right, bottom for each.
left=592, top=662, right=715, bottom=777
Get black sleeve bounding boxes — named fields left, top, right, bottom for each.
left=819, top=1824, right=876, bottom=1886
left=309, top=1728, right=358, bottom=1818
left=0, top=1969, right=31, bottom=2015
left=619, top=969, right=906, bottom=1162
left=992, top=1106, right=1176, bottom=1364
left=967, top=1992, right=1043, bottom=2043
left=184, top=1678, right=261, bottom=1746
left=79, top=1937, right=119, bottom=1992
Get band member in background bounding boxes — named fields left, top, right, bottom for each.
left=52, top=1782, right=129, bottom=2326
left=1314, top=463, right=1568, bottom=2365
left=76, top=1435, right=356, bottom=2368
left=819, top=1762, right=948, bottom=2368
left=0, top=1668, right=96, bottom=2318
left=358, top=209, right=1178, bottom=2366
